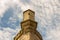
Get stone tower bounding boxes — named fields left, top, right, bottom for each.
left=14, top=9, right=43, bottom=40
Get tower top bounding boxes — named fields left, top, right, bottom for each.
left=23, top=9, right=35, bottom=14
left=23, top=9, right=35, bottom=21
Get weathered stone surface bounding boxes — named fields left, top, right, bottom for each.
left=14, top=9, right=43, bottom=40
left=18, top=32, right=41, bottom=40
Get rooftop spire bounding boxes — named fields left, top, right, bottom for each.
left=23, top=9, right=35, bottom=21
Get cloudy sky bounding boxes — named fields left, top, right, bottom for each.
left=0, top=0, right=60, bottom=40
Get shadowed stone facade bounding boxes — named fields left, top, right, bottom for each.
left=14, top=9, right=43, bottom=40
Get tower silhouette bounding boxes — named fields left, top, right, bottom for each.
left=14, top=9, right=43, bottom=40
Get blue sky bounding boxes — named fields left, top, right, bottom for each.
left=0, top=0, right=60, bottom=40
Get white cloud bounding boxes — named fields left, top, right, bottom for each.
left=0, top=27, right=19, bottom=40
left=0, top=0, right=33, bottom=18
left=46, top=28, right=60, bottom=40
left=0, top=0, right=13, bottom=17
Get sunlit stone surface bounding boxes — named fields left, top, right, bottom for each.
left=14, top=9, right=43, bottom=40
